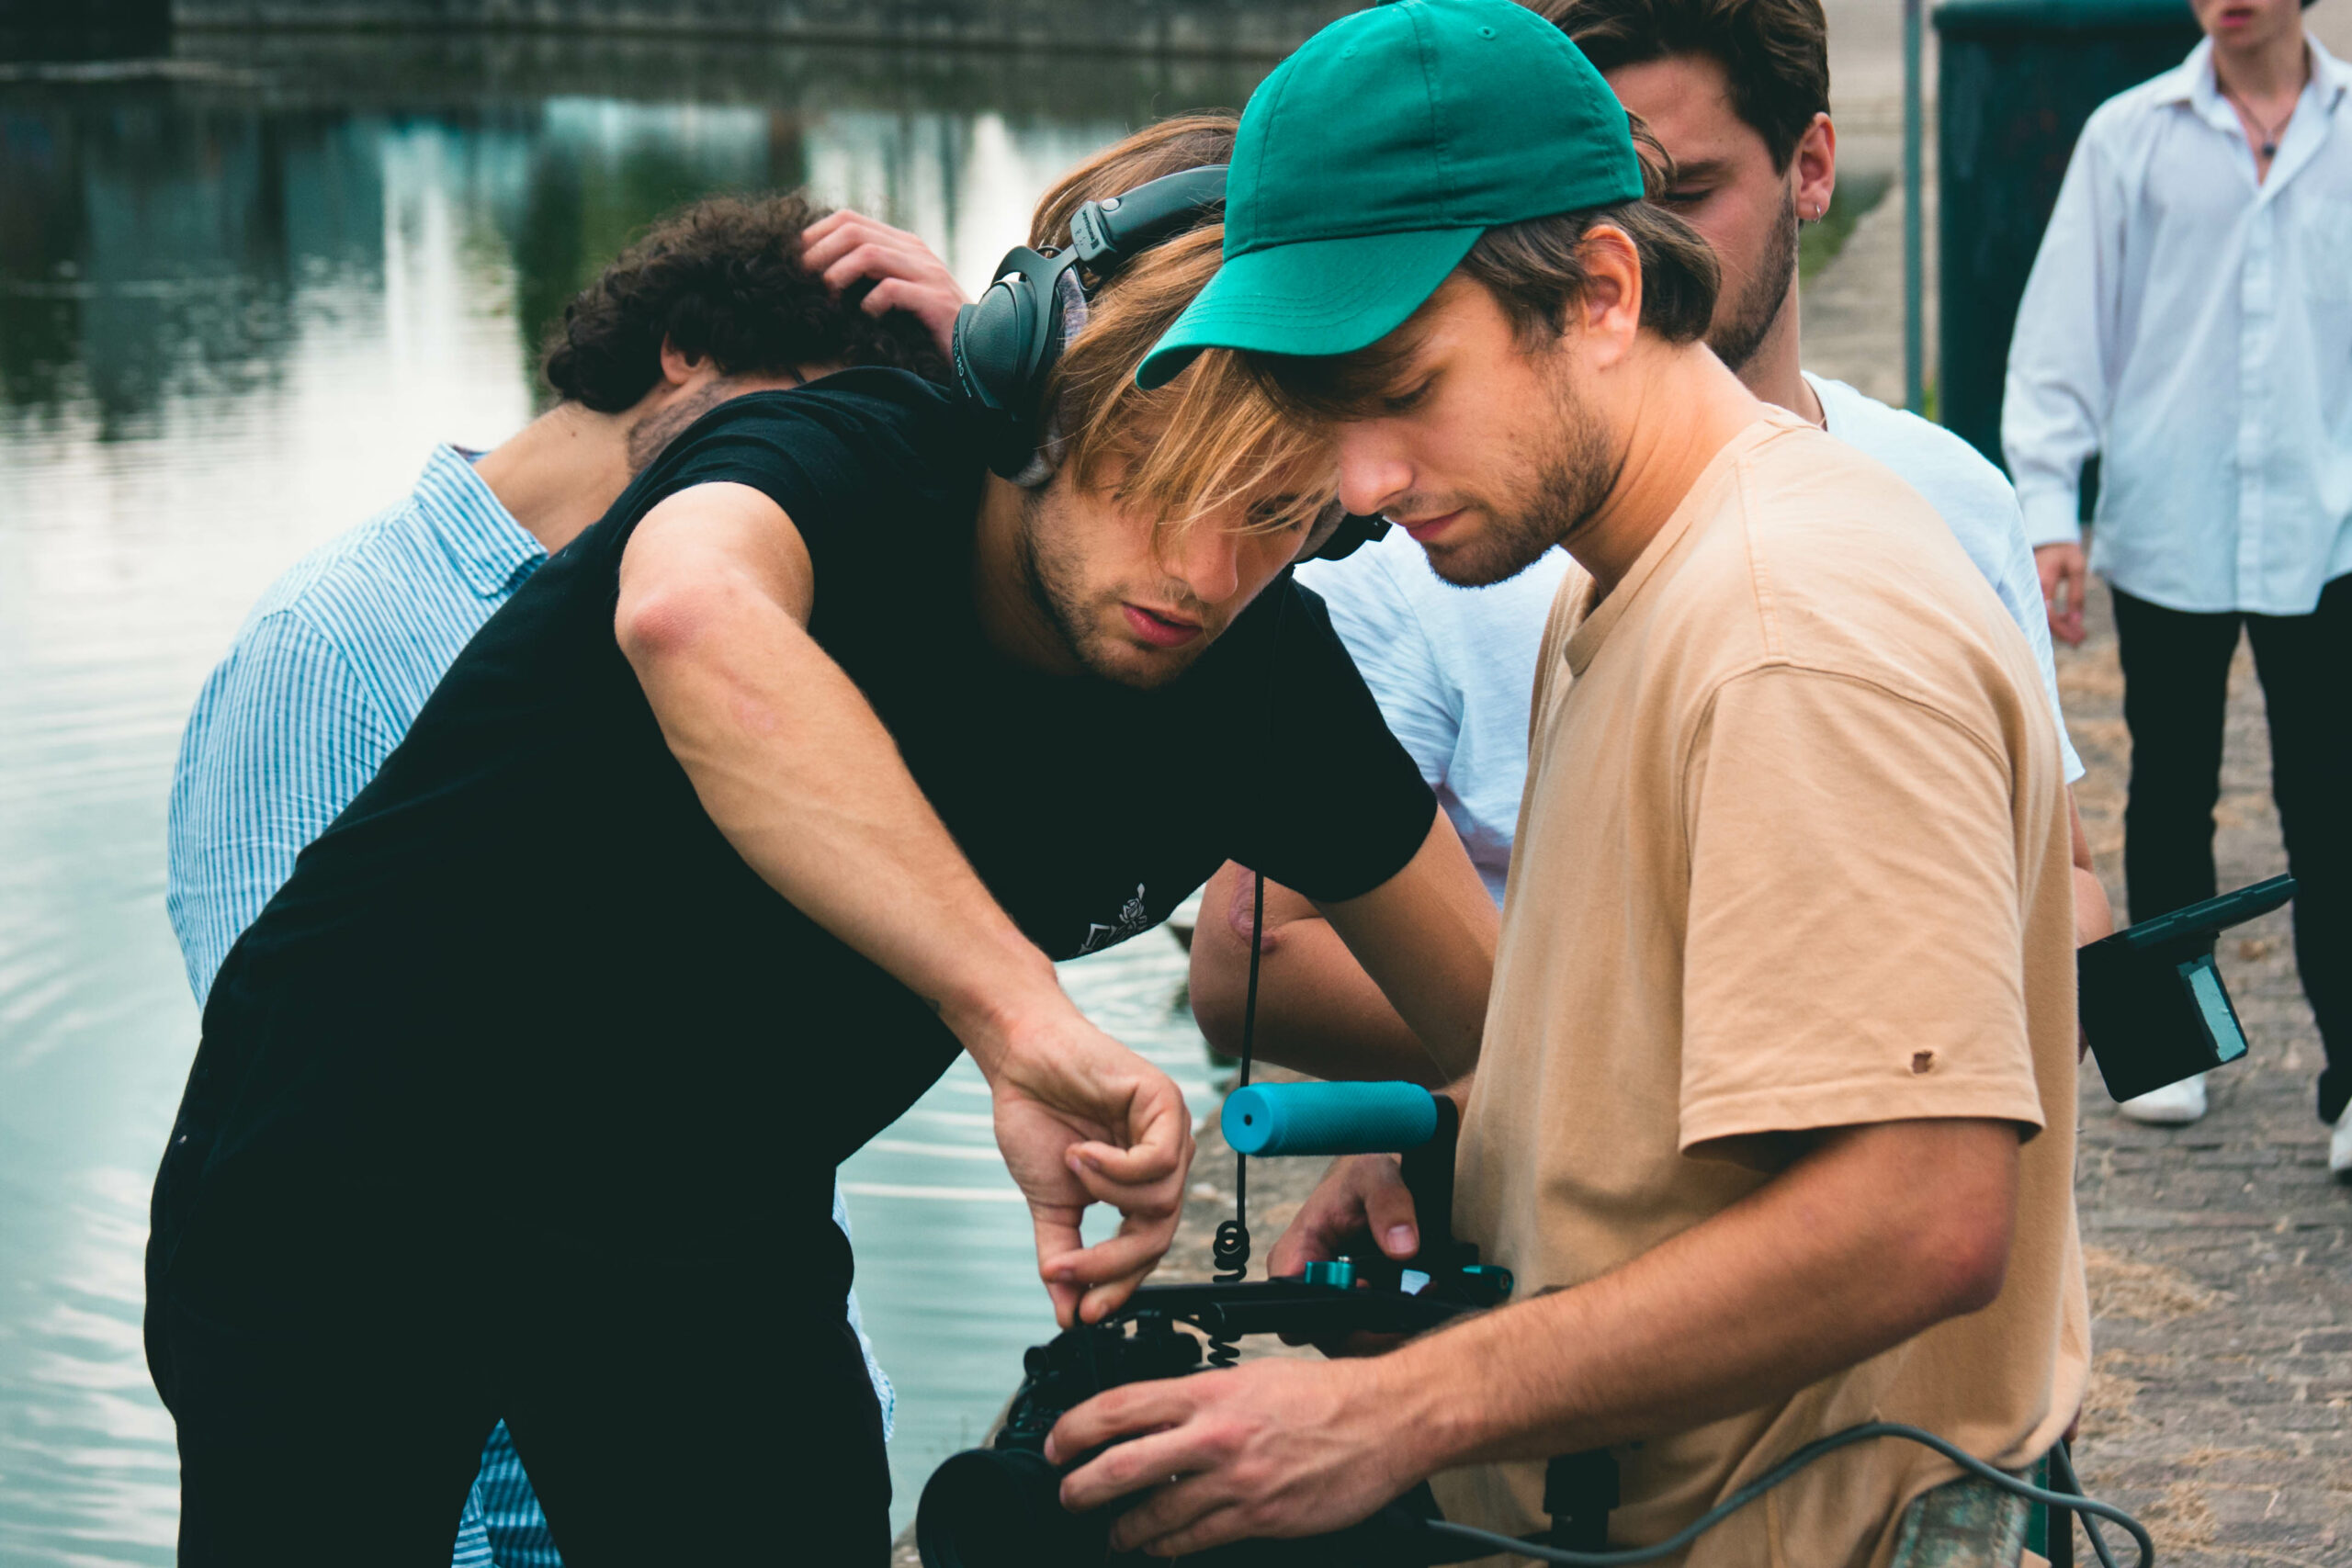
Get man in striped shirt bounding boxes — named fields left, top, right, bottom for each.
left=164, top=191, right=954, bottom=1567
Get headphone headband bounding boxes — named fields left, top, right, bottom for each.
left=950, top=160, right=1385, bottom=561
left=1069, top=165, right=1228, bottom=274
left=954, top=164, right=1230, bottom=475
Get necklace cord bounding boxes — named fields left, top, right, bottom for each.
left=2218, top=63, right=2306, bottom=156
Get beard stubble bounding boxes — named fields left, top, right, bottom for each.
left=1423, top=356, right=1623, bottom=589
left=1704, top=189, right=1800, bottom=376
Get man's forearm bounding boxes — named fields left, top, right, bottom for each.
left=621, top=483, right=1191, bottom=1325
left=1320, top=814, right=1494, bottom=1080
left=1368, top=1118, right=2021, bottom=1472
left=1192, top=895, right=1449, bottom=1083
left=1190, top=818, right=1495, bottom=1086
left=619, top=484, right=1061, bottom=1060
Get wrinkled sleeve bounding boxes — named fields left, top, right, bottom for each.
left=1678, top=668, right=2048, bottom=1166
left=2003, top=117, right=2126, bottom=549
left=165, top=614, right=395, bottom=1007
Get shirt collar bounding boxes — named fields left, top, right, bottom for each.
left=2175, top=32, right=2348, bottom=122
left=412, top=445, right=545, bottom=598
left=2179, top=39, right=2234, bottom=128
left=2312, top=34, right=2351, bottom=107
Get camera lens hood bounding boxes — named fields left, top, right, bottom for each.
left=915, top=1446, right=1106, bottom=1568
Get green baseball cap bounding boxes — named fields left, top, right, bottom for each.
left=1136, top=0, right=1642, bottom=390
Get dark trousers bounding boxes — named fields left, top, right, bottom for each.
left=146, top=1128, right=890, bottom=1565
left=2111, top=576, right=2351, bottom=1122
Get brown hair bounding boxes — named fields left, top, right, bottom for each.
left=1031, top=113, right=1338, bottom=542
left=1529, top=0, right=1830, bottom=171
left=540, top=190, right=948, bottom=412
left=1250, top=130, right=1719, bottom=421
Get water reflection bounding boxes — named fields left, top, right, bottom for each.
left=0, top=37, right=1261, bottom=1560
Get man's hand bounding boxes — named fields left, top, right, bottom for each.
left=2036, top=541, right=2087, bottom=647
left=980, top=1015, right=1195, bottom=1328
left=1190, top=814, right=1496, bottom=1086
left=1265, top=1153, right=1423, bottom=1354
left=1047, top=1356, right=1419, bottom=1558
left=1266, top=1153, right=1420, bottom=1279
left=800, top=209, right=967, bottom=359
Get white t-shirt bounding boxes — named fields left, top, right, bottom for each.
left=1298, top=374, right=2085, bottom=901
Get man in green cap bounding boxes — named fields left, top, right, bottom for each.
left=1046, top=2, right=2086, bottom=1562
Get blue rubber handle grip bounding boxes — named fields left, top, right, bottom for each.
left=1221, top=1082, right=1439, bottom=1156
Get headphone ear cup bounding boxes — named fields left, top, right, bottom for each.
left=954, top=249, right=1078, bottom=480
left=952, top=276, right=1034, bottom=416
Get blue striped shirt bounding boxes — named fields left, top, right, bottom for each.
left=164, top=445, right=894, bottom=1567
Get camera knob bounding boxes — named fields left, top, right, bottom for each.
left=1303, top=1258, right=1357, bottom=1290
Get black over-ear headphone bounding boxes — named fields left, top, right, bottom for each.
left=951, top=164, right=1388, bottom=563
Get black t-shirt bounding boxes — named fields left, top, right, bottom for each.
left=188, top=368, right=1434, bottom=1255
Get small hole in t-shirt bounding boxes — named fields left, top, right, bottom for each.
left=1910, top=1051, right=1936, bottom=1075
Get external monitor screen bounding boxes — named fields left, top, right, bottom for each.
left=2182, top=954, right=2250, bottom=1066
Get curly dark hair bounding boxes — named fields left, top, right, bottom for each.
left=539, top=190, right=949, bottom=411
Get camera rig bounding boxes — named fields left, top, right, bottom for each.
left=914, top=1077, right=2157, bottom=1568
left=911, top=865, right=2287, bottom=1567
left=915, top=1079, right=1533, bottom=1568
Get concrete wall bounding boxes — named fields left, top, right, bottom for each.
left=1, top=0, right=172, bottom=59
left=171, top=0, right=1356, bottom=59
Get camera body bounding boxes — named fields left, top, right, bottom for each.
left=916, top=1083, right=1518, bottom=1568
left=914, top=1269, right=1512, bottom=1568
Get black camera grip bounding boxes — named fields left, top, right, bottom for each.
left=1397, top=1096, right=1462, bottom=1272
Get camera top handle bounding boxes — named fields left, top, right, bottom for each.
left=1220, top=1081, right=1475, bottom=1281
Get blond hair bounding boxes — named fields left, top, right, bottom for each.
left=1031, top=115, right=1337, bottom=543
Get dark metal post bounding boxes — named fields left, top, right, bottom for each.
left=1904, top=0, right=1926, bottom=415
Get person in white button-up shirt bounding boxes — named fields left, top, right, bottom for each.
left=2005, top=0, right=2350, bottom=1155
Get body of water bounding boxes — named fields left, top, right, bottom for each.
left=0, top=33, right=1262, bottom=1558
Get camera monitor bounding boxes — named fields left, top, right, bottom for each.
left=2077, top=874, right=2294, bottom=1103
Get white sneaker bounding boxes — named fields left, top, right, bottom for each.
left=2330, top=1102, right=2352, bottom=1181
left=2118, top=1074, right=2209, bottom=1125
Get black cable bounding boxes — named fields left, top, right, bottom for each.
left=1420, top=1422, right=2154, bottom=1568
left=2052, top=1440, right=2126, bottom=1568
left=1210, top=580, right=1287, bottom=1363
left=1207, top=865, right=1262, bottom=1367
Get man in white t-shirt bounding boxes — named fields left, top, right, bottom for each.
left=1190, top=0, right=2113, bottom=1089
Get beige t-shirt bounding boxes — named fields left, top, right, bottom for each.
left=1434, top=413, right=2087, bottom=1567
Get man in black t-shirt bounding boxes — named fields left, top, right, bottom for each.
left=147, top=117, right=1500, bottom=1564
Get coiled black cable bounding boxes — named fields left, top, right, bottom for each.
left=1206, top=867, right=1267, bottom=1370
